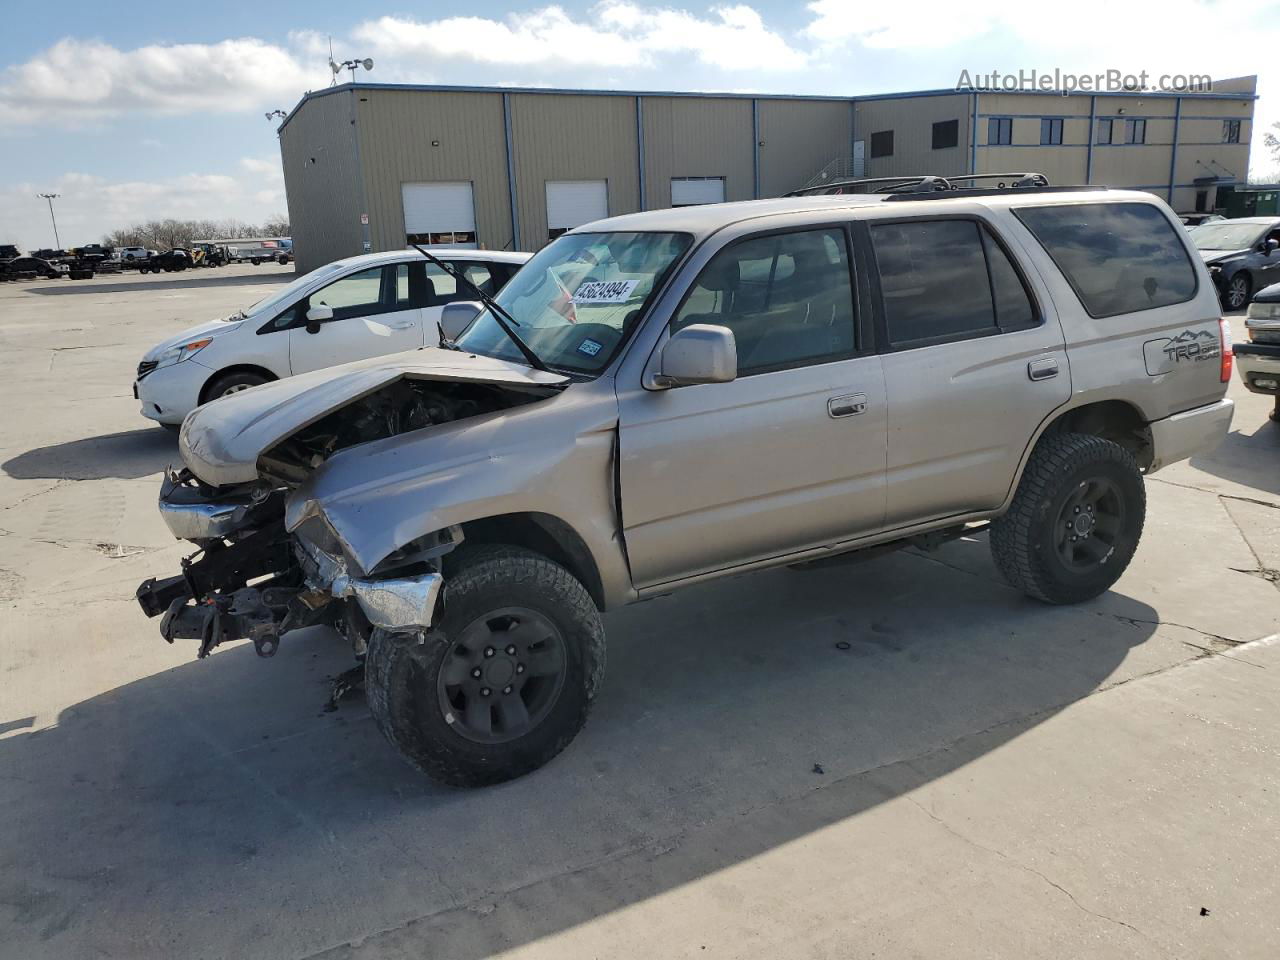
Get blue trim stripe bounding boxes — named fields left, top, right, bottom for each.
left=279, top=80, right=1258, bottom=132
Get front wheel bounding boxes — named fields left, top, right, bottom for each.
left=990, top=433, right=1146, bottom=605
left=365, top=546, right=605, bottom=787
left=202, top=370, right=268, bottom=402
left=1224, top=273, right=1251, bottom=311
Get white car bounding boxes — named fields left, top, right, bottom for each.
left=118, top=246, right=154, bottom=262
left=134, top=248, right=530, bottom=427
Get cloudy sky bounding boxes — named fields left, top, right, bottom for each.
left=3, top=0, right=1279, bottom=250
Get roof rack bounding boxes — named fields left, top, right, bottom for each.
left=785, top=172, right=1063, bottom=198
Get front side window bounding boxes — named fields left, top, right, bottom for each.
left=1040, top=118, right=1064, bottom=145
left=988, top=117, right=1012, bottom=145
left=871, top=219, right=1037, bottom=347
left=455, top=231, right=690, bottom=374
left=670, top=228, right=856, bottom=376
left=1017, top=202, right=1196, bottom=318
left=311, top=266, right=387, bottom=320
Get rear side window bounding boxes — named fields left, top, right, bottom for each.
left=1015, top=202, right=1196, bottom=318
left=870, top=219, right=1038, bottom=347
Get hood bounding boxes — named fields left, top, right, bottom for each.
left=179, top=348, right=570, bottom=486
left=143, top=317, right=242, bottom=360
left=1198, top=248, right=1249, bottom=265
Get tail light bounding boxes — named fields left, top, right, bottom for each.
left=1219, top=317, right=1233, bottom=383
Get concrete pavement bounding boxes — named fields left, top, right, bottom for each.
left=0, top=266, right=1277, bottom=959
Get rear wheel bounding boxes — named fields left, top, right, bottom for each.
left=365, top=545, right=605, bottom=787
left=202, top=370, right=268, bottom=402
left=990, top=433, right=1146, bottom=604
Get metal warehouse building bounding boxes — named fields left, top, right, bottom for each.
left=278, top=78, right=1257, bottom=272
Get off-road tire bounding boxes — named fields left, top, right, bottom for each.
left=365, top=545, right=605, bottom=787
left=990, top=432, right=1145, bottom=605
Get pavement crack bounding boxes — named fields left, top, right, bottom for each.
left=1148, top=476, right=1280, bottom=509
left=903, top=796, right=1167, bottom=952
left=1094, top=610, right=1244, bottom=648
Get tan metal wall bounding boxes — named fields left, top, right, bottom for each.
left=854, top=94, right=972, bottom=179
left=356, top=89, right=512, bottom=254
left=757, top=100, right=852, bottom=196
left=279, top=90, right=365, bottom=273
left=509, top=93, right=639, bottom=247
left=641, top=97, right=755, bottom=208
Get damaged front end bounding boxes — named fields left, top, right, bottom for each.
left=136, top=466, right=456, bottom=660
left=136, top=351, right=566, bottom=661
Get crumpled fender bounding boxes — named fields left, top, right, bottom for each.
left=284, top=383, right=635, bottom=607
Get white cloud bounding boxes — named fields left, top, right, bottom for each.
left=353, top=1, right=807, bottom=74
left=0, top=162, right=285, bottom=249
left=0, top=37, right=317, bottom=125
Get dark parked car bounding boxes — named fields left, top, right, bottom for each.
left=1, top=256, right=63, bottom=280
left=1189, top=217, right=1280, bottom=310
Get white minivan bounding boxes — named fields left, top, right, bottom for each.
left=134, top=248, right=530, bottom=427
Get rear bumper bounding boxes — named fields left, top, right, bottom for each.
left=1234, top=343, right=1280, bottom=394
left=1147, top=398, right=1234, bottom=472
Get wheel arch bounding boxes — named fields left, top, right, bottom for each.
left=1001, top=399, right=1153, bottom=512
left=453, top=512, right=607, bottom=611
left=198, top=364, right=279, bottom=405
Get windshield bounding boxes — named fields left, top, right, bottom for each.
left=240, top=260, right=348, bottom=319
left=1188, top=222, right=1266, bottom=250
left=455, top=231, right=691, bottom=373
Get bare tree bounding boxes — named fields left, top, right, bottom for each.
left=103, top=217, right=289, bottom=249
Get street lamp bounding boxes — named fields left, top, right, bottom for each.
left=37, top=193, right=61, bottom=249
left=265, top=109, right=287, bottom=122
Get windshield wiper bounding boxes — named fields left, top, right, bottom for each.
left=410, top=244, right=551, bottom=373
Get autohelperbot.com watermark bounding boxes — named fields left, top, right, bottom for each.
left=956, top=69, right=1213, bottom=96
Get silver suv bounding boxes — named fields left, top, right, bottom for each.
left=136, top=178, right=1235, bottom=786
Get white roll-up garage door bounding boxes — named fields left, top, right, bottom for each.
left=546, top=181, right=608, bottom=238
left=670, top=177, right=726, bottom=207
left=401, top=182, right=477, bottom=248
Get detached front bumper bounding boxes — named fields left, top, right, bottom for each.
left=137, top=470, right=446, bottom=659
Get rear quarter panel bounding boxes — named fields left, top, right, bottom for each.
left=1000, top=195, right=1227, bottom=422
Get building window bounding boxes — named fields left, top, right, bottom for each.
left=1194, top=190, right=1208, bottom=213
left=987, top=117, right=1012, bottom=145
left=406, top=231, right=477, bottom=245
left=1096, top=118, right=1113, bottom=145
left=1223, top=119, right=1241, bottom=143
left=931, top=119, right=959, bottom=150
left=1124, top=118, right=1146, bottom=144
left=870, top=130, right=894, bottom=158
left=1040, top=118, right=1064, bottom=145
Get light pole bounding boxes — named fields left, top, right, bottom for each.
left=37, top=193, right=61, bottom=249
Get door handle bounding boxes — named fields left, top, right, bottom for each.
left=387, top=321, right=415, bottom=330
left=1028, top=358, right=1059, bottom=381
left=828, top=393, right=868, bottom=418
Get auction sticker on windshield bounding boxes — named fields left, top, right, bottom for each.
left=573, top=279, right=638, bottom=303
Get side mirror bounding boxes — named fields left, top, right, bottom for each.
left=306, top=303, right=333, bottom=324
left=653, top=324, right=737, bottom=388
left=1266, top=239, right=1279, bottom=256
left=440, top=301, right=483, bottom=342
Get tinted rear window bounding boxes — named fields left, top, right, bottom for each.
left=1015, top=202, right=1196, bottom=318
